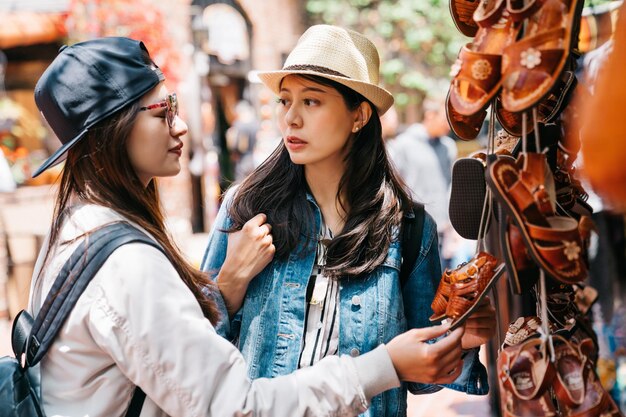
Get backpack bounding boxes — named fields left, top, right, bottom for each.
left=0, top=222, right=164, bottom=417
left=399, top=201, right=425, bottom=288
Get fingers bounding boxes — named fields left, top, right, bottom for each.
left=259, top=223, right=272, bottom=237
left=434, top=360, right=464, bottom=384
left=224, top=214, right=276, bottom=282
left=469, top=296, right=494, bottom=316
left=426, top=327, right=464, bottom=365
left=261, top=234, right=276, bottom=257
left=242, top=214, right=273, bottom=241
left=464, top=312, right=495, bottom=329
left=420, top=327, right=464, bottom=383
left=428, top=326, right=463, bottom=352
left=262, top=233, right=273, bottom=246
left=464, top=297, right=496, bottom=326
left=412, top=323, right=451, bottom=342
left=246, top=213, right=267, bottom=227
left=437, top=341, right=464, bottom=370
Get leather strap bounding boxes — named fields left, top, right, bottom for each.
left=473, top=0, right=507, bottom=27
left=507, top=0, right=547, bottom=21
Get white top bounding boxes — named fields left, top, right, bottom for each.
left=28, top=203, right=400, bottom=417
left=299, top=224, right=339, bottom=368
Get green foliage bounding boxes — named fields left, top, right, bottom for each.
left=584, top=0, right=615, bottom=5
left=305, top=0, right=467, bottom=106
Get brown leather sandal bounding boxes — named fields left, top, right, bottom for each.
left=493, top=154, right=540, bottom=295
left=443, top=251, right=505, bottom=330
left=498, top=337, right=558, bottom=417
left=501, top=218, right=540, bottom=294
left=556, top=338, right=624, bottom=417
left=501, top=0, right=585, bottom=112
left=448, top=0, right=522, bottom=116
left=486, top=153, right=588, bottom=284
left=553, top=335, right=587, bottom=410
left=495, top=69, right=577, bottom=137
left=430, top=269, right=452, bottom=322
left=504, top=316, right=568, bottom=348
left=573, top=285, right=598, bottom=316
left=504, top=316, right=543, bottom=347
left=450, top=0, right=481, bottom=36
left=446, top=90, right=487, bottom=140
left=554, top=145, right=593, bottom=218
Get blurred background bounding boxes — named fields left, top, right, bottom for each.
left=0, top=0, right=623, bottom=415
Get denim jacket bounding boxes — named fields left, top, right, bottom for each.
left=201, top=190, right=489, bottom=417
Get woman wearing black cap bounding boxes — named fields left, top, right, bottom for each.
left=28, top=37, right=478, bottom=417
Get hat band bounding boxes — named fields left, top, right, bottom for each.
left=283, top=64, right=349, bottom=79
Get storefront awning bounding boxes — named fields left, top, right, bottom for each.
left=0, top=0, right=69, bottom=13
left=0, top=11, right=67, bottom=49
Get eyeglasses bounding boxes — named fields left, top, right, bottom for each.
left=139, top=92, right=178, bottom=128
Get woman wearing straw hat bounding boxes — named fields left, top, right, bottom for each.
left=24, top=36, right=492, bottom=417
left=202, top=25, right=495, bottom=416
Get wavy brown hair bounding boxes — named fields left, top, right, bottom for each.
left=43, top=100, right=220, bottom=324
left=228, top=74, right=412, bottom=279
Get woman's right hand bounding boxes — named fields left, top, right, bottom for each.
left=217, top=213, right=275, bottom=316
left=386, top=323, right=465, bottom=385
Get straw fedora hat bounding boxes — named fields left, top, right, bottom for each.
left=255, top=25, right=394, bottom=115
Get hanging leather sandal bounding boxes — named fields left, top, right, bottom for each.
left=486, top=153, right=589, bottom=284
left=448, top=0, right=522, bottom=116
left=498, top=337, right=558, bottom=417
left=500, top=0, right=585, bottom=112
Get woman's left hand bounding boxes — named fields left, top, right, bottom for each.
left=460, top=296, right=497, bottom=349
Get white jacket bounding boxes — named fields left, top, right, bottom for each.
left=28, top=204, right=400, bottom=417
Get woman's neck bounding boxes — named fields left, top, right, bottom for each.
left=305, top=164, right=348, bottom=234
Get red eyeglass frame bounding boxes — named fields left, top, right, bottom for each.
left=139, top=92, right=178, bottom=127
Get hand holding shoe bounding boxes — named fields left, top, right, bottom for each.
left=386, top=324, right=465, bottom=385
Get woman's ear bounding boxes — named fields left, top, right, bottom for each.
left=352, top=102, right=373, bottom=133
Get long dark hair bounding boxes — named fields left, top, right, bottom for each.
left=43, top=100, right=220, bottom=324
left=228, top=74, right=412, bottom=279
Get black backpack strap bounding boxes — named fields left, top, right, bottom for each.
left=399, top=201, right=425, bottom=288
left=27, top=222, right=164, bottom=366
left=126, top=387, right=146, bottom=417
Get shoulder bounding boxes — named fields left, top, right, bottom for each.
left=222, top=184, right=240, bottom=208
left=95, top=242, right=178, bottom=291
left=86, top=242, right=202, bottom=321
left=441, top=135, right=458, bottom=154
left=400, top=204, right=438, bottom=252
left=422, top=210, right=438, bottom=239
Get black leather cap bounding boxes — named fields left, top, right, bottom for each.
left=32, top=37, right=165, bottom=177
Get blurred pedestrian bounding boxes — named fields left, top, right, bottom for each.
left=202, top=25, right=494, bottom=417
left=226, top=100, right=258, bottom=181
left=387, top=96, right=458, bottom=270
left=26, top=36, right=489, bottom=417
